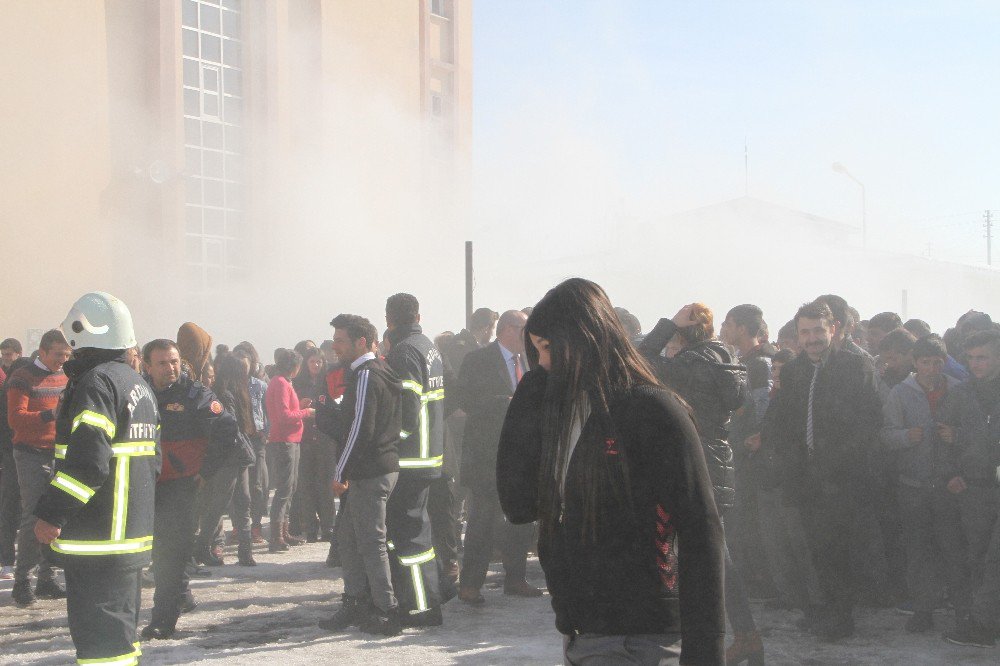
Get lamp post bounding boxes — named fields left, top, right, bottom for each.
left=832, top=162, right=866, bottom=249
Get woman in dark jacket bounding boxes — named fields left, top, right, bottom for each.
left=290, top=347, right=336, bottom=542
left=213, top=353, right=258, bottom=566
left=639, top=304, right=763, bottom=665
left=497, top=278, right=724, bottom=665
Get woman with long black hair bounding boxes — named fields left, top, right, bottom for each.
left=214, top=353, right=260, bottom=566
left=497, top=278, right=725, bottom=665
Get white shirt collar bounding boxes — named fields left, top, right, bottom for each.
left=34, top=357, right=52, bottom=373
left=350, top=351, right=376, bottom=371
left=498, top=342, right=516, bottom=363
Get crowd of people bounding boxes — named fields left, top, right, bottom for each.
left=1, top=283, right=999, bottom=665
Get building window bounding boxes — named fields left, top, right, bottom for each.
left=182, top=0, right=246, bottom=289
left=431, top=0, right=450, bottom=19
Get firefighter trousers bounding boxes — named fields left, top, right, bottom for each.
left=65, top=563, right=142, bottom=665
left=386, top=474, right=440, bottom=618
left=150, top=476, right=197, bottom=629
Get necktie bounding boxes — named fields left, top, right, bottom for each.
left=513, top=353, right=523, bottom=388
left=806, top=364, right=819, bottom=455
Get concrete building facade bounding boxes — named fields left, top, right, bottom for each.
left=1, top=0, right=472, bottom=351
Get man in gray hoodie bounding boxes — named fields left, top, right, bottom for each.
left=880, top=334, right=967, bottom=634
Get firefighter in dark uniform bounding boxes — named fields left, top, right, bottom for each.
left=33, top=292, right=159, bottom=666
left=384, top=293, right=444, bottom=625
left=139, top=338, right=238, bottom=639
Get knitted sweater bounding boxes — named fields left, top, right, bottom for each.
left=7, top=360, right=67, bottom=451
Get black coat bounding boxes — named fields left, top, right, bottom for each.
left=34, top=356, right=161, bottom=569
left=454, top=341, right=517, bottom=492
left=497, top=370, right=725, bottom=665
left=639, top=319, right=747, bottom=511
left=762, top=348, right=882, bottom=502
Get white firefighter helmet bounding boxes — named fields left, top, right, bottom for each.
left=61, top=292, right=137, bottom=350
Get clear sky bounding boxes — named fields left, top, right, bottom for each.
left=473, top=1, right=1000, bottom=266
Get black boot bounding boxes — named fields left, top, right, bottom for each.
left=35, top=577, right=67, bottom=599
left=238, top=540, right=257, bottom=567
left=140, top=622, right=176, bottom=640
left=12, top=579, right=36, bottom=607
left=318, top=595, right=368, bottom=632
left=194, top=543, right=224, bottom=567
left=359, top=606, right=402, bottom=637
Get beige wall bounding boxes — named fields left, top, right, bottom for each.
left=0, top=1, right=114, bottom=340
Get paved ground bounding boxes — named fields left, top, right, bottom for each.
left=0, top=539, right=996, bottom=665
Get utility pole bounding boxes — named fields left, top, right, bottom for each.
left=465, top=241, right=474, bottom=328
left=986, top=210, right=994, bottom=267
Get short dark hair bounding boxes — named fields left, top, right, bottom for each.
left=903, top=319, right=932, bottom=338
left=142, top=339, right=179, bottom=362
left=816, top=294, right=852, bottom=328
left=773, top=348, right=796, bottom=364
left=878, top=328, right=916, bottom=355
left=726, top=304, right=765, bottom=339
left=331, top=314, right=378, bottom=348
left=869, top=312, right=903, bottom=333
left=39, top=329, right=69, bottom=351
left=964, top=329, right=1000, bottom=356
left=470, top=307, right=499, bottom=330
left=614, top=308, right=642, bottom=338
left=273, top=348, right=303, bottom=376
left=793, top=300, right=836, bottom=331
left=778, top=320, right=797, bottom=342
left=912, top=334, right=948, bottom=361
left=0, top=338, right=22, bottom=354
left=385, top=293, right=419, bottom=327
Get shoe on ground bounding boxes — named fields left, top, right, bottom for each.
left=359, top=607, right=402, bottom=637
left=457, top=586, right=485, bottom=605
left=318, top=595, right=368, bottom=632
left=12, top=579, right=37, bottom=607
left=503, top=579, right=543, bottom=597
left=185, top=561, right=213, bottom=578
left=944, top=618, right=996, bottom=648
left=140, top=623, right=175, bottom=640
left=906, top=611, right=933, bottom=633
left=269, top=539, right=290, bottom=553
left=195, top=545, right=224, bottom=567
left=34, top=577, right=67, bottom=599
left=816, top=615, right=855, bottom=642
left=251, top=525, right=266, bottom=544
left=401, top=606, right=443, bottom=628
left=0, top=566, right=13, bottom=580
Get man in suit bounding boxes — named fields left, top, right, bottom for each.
left=455, top=310, right=540, bottom=604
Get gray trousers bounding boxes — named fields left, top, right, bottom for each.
left=960, top=485, right=1000, bottom=627
left=0, top=447, right=22, bottom=565
left=757, top=487, right=822, bottom=610
left=337, top=472, right=398, bottom=612
left=13, top=448, right=56, bottom=583
left=563, top=633, right=681, bottom=665
left=267, top=442, right=300, bottom=535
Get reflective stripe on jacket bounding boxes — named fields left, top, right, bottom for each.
left=34, top=357, right=160, bottom=568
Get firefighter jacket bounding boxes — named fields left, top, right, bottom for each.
left=33, top=354, right=161, bottom=569
left=151, top=373, right=238, bottom=483
left=385, top=324, right=445, bottom=478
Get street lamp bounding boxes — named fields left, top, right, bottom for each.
left=832, top=162, right=866, bottom=249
